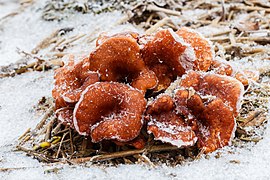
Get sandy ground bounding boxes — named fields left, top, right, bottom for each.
left=0, top=1, right=270, bottom=179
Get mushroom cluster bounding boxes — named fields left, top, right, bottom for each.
left=52, top=27, right=245, bottom=153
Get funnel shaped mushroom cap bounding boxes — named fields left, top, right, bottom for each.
left=180, top=71, right=244, bottom=115
left=176, top=27, right=214, bottom=71
left=141, top=29, right=196, bottom=91
left=89, top=33, right=158, bottom=92
left=146, top=95, right=197, bottom=147
left=175, top=71, right=244, bottom=153
left=235, top=70, right=260, bottom=86
left=52, top=57, right=99, bottom=109
left=186, top=94, right=236, bottom=153
left=74, top=82, right=146, bottom=142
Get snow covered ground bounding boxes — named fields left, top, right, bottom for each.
left=0, top=1, right=270, bottom=179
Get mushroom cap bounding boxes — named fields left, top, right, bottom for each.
left=96, top=31, right=139, bottom=47
left=146, top=95, right=197, bottom=147
left=174, top=71, right=244, bottom=153
left=73, top=82, right=146, bottom=142
left=52, top=57, right=99, bottom=109
left=180, top=71, right=244, bottom=115
left=130, top=68, right=158, bottom=93
left=90, top=33, right=158, bottom=92
left=141, top=28, right=196, bottom=91
left=186, top=94, right=236, bottom=153
left=176, top=27, right=213, bottom=71
left=209, top=58, right=259, bottom=86
left=211, top=59, right=233, bottom=76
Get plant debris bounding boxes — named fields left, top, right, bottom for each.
left=0, top=49, right=64, bottom=78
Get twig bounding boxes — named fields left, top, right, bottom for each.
left=34, top=106, right=54, bottom=131
left=62, top=34, right=86, bottom=46
left=44, top=118, right=56, bottom=141
left=0, top=167, right=29, bottom=172
left=147, top=4, right=181, bottom=16
left=146, top=17, right=170, bottom=34
left=56, top=132, right=68, bottom=158
left=31, top=30, right=60, bottom=54
left=195, top=148, right=205, bottom=160
left=50, top=38, right=66, bottom=52
left=205, top=30, right=231, bottom=37
left=18, top=134, right=31, bottom=145
left=18, top=128, right=31, bottom=140
left=230, top=5, right=270, bottom=13
left=17, top=145, right=59, bottom=163
left=53, top=127, right=69, bottom=136
left=69, top=128, right=74, bottom=154
left=227, top=10, right=234, bottom=21
left=239, top=137, right=262, bottom=142
left=209, top=36, right=270, bottom=42
left=69, top=145, right=179, bottom=163
left=221, top=0, right=226, bottom=21
left=134, top=154, right=155, bottom=167
left=52, top=123, right=62, bottom=135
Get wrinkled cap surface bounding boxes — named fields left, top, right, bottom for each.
left=74, top=82, right=146, bottom=142
left=146, top=95, right=197, bottom=147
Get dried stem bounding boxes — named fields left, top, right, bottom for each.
left=34, top=106, right=54, bottom=131
left=146, top=17, right=170, bottom=34
left=147, top=4, right=181, bottom=16
left=56, top=132, right=68, bottom=158
left=69, top=145, right=179, bottom=163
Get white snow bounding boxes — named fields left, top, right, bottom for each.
left=0, top=0, right=19, bottom=19
left=1, top=1, right=270, bottom=180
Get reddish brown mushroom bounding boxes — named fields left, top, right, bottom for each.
left=235, top=70, right=260, bottom=86
left=52, top=28, right=247, bottom=154
left=146, top=95, right=197, bottom=147
left=186, top=94, right=236, bottom=153
left=211, top=59, right=233, bottom=76
left=141, top=29, right=196, bottom=91
left=74, top=82, right=146, bottom=143
left=176, top=27, right=213, bottom=71
left=210, top=58, right=259, bottom=86
left=89, top=33, right=158, bottom=93
left=179, top=71, right=244, bottom=116
left=174, top=71, right=244, bottom=153
left=52, top=57, right=99, bottom=109
left=55, top=107, right=74, bottom=127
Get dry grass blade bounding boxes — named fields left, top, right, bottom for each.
left=240, top=110, right=262, bottom=125
left=56, top=132, right=68, bottom=158
left=18, top=128, right=31, bottom=141
left=34, top=106, right=54, bottom=131
left=147, top=4, right=181, bottom=16
left=146, top=17, right=170, bottom=34
left=31, top=30, right=60, bottom=54
left=0, top=167, right=27, bottom=172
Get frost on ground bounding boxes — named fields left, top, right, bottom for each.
left=1, top=0, right=270, bottom=180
